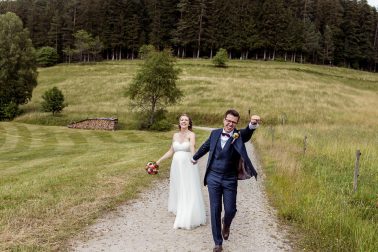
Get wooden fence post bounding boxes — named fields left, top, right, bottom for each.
left=280, top=113, right=287, bottom=125
left=353, top=149, right=361, bottom=193
left=303, top=135, right=307, bottom=155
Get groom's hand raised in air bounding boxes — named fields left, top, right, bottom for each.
left=250, top=115, right=261, bottom=125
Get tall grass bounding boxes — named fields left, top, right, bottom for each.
left=256, top=124, right=377, bottom=251
left=2, top=59, right=378, bottom=250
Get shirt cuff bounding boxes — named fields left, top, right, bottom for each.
left=249, top=122, right=259, bottom=129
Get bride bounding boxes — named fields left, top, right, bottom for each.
left=156, top=114, right=206, bottom=229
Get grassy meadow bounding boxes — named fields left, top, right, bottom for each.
left=1, top=59, right=377, bottom=251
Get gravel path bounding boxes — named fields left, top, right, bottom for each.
left=70, top=133, right=293, bottom=252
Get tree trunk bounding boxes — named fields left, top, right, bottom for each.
left=149, top=99, right=157, bottom=126
left=197, top=2, right=204, bottom=59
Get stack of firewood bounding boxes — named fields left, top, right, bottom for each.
left=67, top=118, right=118, bottom=130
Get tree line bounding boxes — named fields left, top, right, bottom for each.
left=1, top=0, right=378, bottom=71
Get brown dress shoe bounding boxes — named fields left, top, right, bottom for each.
left=221, top=217, right=230, bottom=240
left=213, top=245, right=223, bottom=252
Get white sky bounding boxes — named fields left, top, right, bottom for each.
left=368, top=0, right=378, bottom=7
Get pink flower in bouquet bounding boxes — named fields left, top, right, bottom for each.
left=145, top=161, right=159, bottom=175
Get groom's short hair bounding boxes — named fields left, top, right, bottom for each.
left=224, top=109, right=240, bottom=121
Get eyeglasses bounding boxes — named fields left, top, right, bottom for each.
left=224, top=118, right=238, bottom=125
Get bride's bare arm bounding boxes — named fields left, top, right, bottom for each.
left=156, top=134, right=175, bottom=166
left=156, top=145, right=173, bottom=166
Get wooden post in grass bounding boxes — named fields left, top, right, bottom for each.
left=280, top=113, right=287, bottom=125
left=303, top=135, right=307, bottom=155
left=248, top=109, right=251, bottom=118
left=353, top=149, right=361, bottom=193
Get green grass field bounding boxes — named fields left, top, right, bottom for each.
left=1, top=59, right=377, bottom=251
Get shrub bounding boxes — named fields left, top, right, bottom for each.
left=41, top=87, right=66, bottom=115
left=0, top=102, right=20, bottom=120
left=212, top=48, right=228, bottom=67
left=138, top=109, right=172, bottom=131
left=36, top=46, right=59, bottom=67
left=138, top=44, right=156, bottom=59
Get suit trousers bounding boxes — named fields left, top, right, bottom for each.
left=206, top=171, right=238, bottom=245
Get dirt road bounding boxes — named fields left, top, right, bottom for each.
left=70, top=138, right=293, bottom=251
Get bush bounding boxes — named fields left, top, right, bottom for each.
left=138, top=44, right=156, bottom=59
left=41, top=87, right=66, bottom=115
left=149, top=118, right=172, bottom=131
left=138, top=109, right=172, bottom=131
left=36, top=46, right=59, bottom=67
left=0, top=102, right=20, bottom=120
left=212, top=48, right=228, bottom=67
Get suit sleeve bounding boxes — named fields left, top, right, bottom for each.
left=193, top=136, right=211, bottom=161
left=240, top=125, right=255, bottom=143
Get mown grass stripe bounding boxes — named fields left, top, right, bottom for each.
left=0, top=123, right=20, bottom=154
left=0, top=124, right=5, bottom=148
left=14, top=124, right=32, bottom=151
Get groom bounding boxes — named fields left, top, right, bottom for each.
left=192, top=109, right=260, bottom=252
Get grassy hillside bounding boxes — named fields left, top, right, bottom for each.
left=1, top=59, right=377, bottom=251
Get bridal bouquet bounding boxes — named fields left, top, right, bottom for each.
left=145, top=161, right=159, bottom=175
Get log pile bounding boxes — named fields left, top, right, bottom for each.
left=67, top=118, right=118, bottom=131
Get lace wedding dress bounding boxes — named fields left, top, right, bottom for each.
left=168, top=141, right=206, bottom=229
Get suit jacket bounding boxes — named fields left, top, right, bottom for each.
left=193, top=125, right=258, bottom=186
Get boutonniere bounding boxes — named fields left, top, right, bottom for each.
left=231, top=132, right=240, bottom=144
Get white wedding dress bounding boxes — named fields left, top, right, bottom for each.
left=168, top=141, right=206, bottom=229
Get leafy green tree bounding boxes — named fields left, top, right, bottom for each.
left=0, top=12, right=37, bottom=120
left=125, top=50, right=182, bottom=129
left=138, top=44, right=155, bottom=59
left=41, top=87, right=66, bottom=115
left=73, top=29, right=102, bottom=61
left=73, top=29, right=92, bottom=61
left=36, top=46, right=59, bottom=67
left=212, top=48, right=228, bottom=67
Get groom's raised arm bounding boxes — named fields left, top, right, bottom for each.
left=240, top=115, right=260, bottom=143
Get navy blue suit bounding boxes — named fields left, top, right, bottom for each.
left=193, top=125, right=257, bottom=245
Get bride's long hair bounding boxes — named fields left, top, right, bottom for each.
left=178, top=114, right=193, bottom=131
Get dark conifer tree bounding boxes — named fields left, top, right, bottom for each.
left=339, top=0, right=361, bottom=68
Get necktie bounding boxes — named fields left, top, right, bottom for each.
left=221, top=133, right=230, bottom=137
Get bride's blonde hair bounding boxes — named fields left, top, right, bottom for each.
left=178, top=114, right=193, bottom=131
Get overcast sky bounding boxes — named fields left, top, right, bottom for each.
left=368, top=0, right=378, bottom=7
